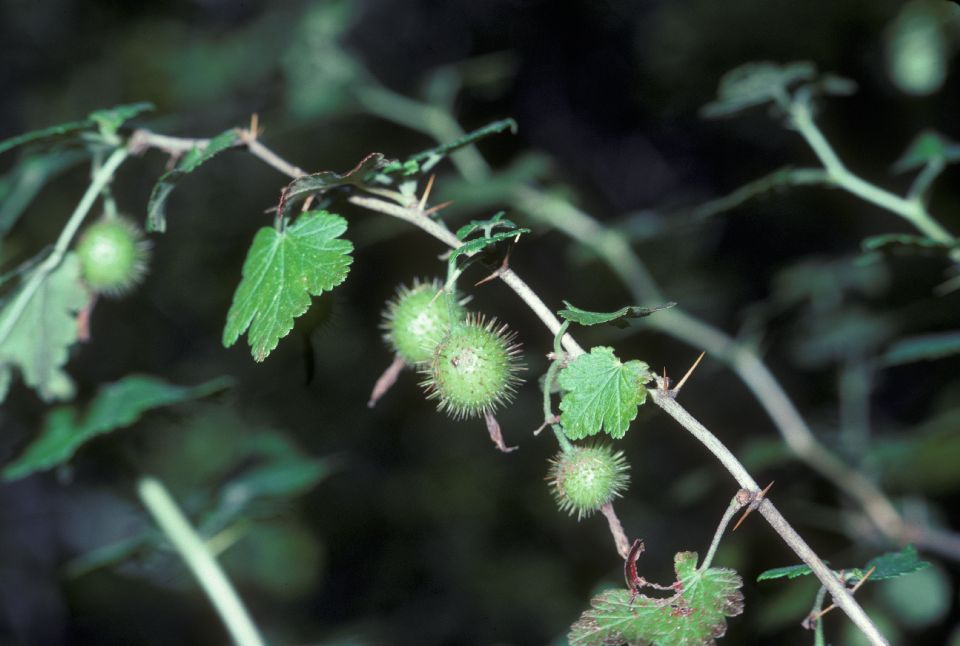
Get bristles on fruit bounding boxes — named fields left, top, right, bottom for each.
left=420, top=313, right=525, bottom=420
left=75, top=216, right=151, bottom=297
left=548, top=444, right=630, bottom=520
left=381, top=278, right=466, bottom=366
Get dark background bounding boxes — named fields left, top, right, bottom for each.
left=1, top=0, right=959, bottom=644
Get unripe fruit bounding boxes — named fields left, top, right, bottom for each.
left=548, top=444, right=630, bottom=520
left=421, top=314, right=524, bottom=419
left=382, top=278, right=466, bottom=366
left=75, top=216, right=150, bottom=297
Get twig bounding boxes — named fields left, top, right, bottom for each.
left=600, top=503, right=631, bottom=559
left=700, top=493, right=748, bottom=572
left=137, top=476, right=265, bottom=646
left=789, top=100, right=957, bottom=251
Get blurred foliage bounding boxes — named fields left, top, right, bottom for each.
left=2, top=0, right=960, bottom=644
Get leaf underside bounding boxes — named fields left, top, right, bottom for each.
left=222, top=210, right=353, bottom=361
left=569, top=552, right=744, bottom=646
left=0, top=253, right=88, bottom=403
left=558, top=346, right=650, bottom=440
left=146, top=128, right=242, bottom=232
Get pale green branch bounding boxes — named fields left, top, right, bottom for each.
left=137, top=476, right=265, bottom=646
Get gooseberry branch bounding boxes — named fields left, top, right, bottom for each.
left=130, top=129, right=889, bottom=645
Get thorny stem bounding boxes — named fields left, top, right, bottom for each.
left=137, top=476, right=265, bottom=646
left=0, top=146, right=129, bottom=346
left=130, top=130, right=888, bottom=645
left=652, top=392, right=887, bottom=646
left=350, top=81, right=960, bottom=558
left=510, top=184, right=960, bottom=561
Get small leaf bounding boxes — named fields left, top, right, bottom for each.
left=0, top=103, right=155, bottom=156
left=558, top=346, right=650, bottom=440
left=0, top=254, right=88, bottom=402
left=403, top=118, right=518, bottom=173
left=862, top=545, right=931, bottom=582
left=861, top=233, right=952, bottom=255
left=455, top=212, right=520, bottom=240
left=146, top=129, right=242, bottom=232
left=88, top=102, right=154, bottom=138
left=701, top=61, right=816, bottom=118
left=891, top=131, right=960, bottom=173
left=222, top=210, right=353, bottom=361
left=3, top=375, right=232, bottom=480
left=757, top=564, right=815, bottom=582
left=221, top=432, right=334, bottom=502
left=559, top=301, right=677, bottom=328
left=277, top=153, right=389, bottom=217
left=0, top=119, right=92, bottom=156
left=882, top=330, right=960, bottom=365
left=448, top=229, right=530, bottom=267
left=569, top=552, right=744, bottom=646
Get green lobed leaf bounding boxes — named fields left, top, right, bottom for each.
left=222, top=210, right=353, bottom=361
left=3, top=375, right=232, bottom=480
left=277, top=153, right=389, bottom=217
left=569, top=552, right=744, bottom=646
left=88, top=102, right=155, bottom=138
left=0, top=253, right=88, bottom=403
left=559, top=301, right=677, bottom=329
left=757, top=564, right=815, bottom=582
left=862, top=545, right=931, bottom=582
left=558, top=346, right=650, bottom=440
left=882, top=330, right=960, bottom=365
left=146, top=129, right=242, bottom=233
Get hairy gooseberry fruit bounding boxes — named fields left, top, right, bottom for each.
left=382, top=278, right=466, bottom=366
left=421, top=314, right=524, bottom=419
left=548, top=444, right=630, bottom=520
left=75, top=216, right=150, bottom=297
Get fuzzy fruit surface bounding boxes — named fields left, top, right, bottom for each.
left=426, top=317, right=521, bottom=419
left=76, top=217, right=149, bottom=296
left=551, top=445, right=629, bottom=519
left=385, top=282, right=465, bottom=365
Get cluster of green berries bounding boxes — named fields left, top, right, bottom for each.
left=75, top=216, right=150, bottom=297
left=382, top=278, right=524, bottom=419
left=382, top=278, right=631, bottom=520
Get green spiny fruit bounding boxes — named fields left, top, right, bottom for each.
left=548, top=444, right=630, bottom=520
left=75, top=216, right=150, bottom=297
left=421, top=314, right=524, bottom=419
left=382, top=278, right=466, bottom=366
